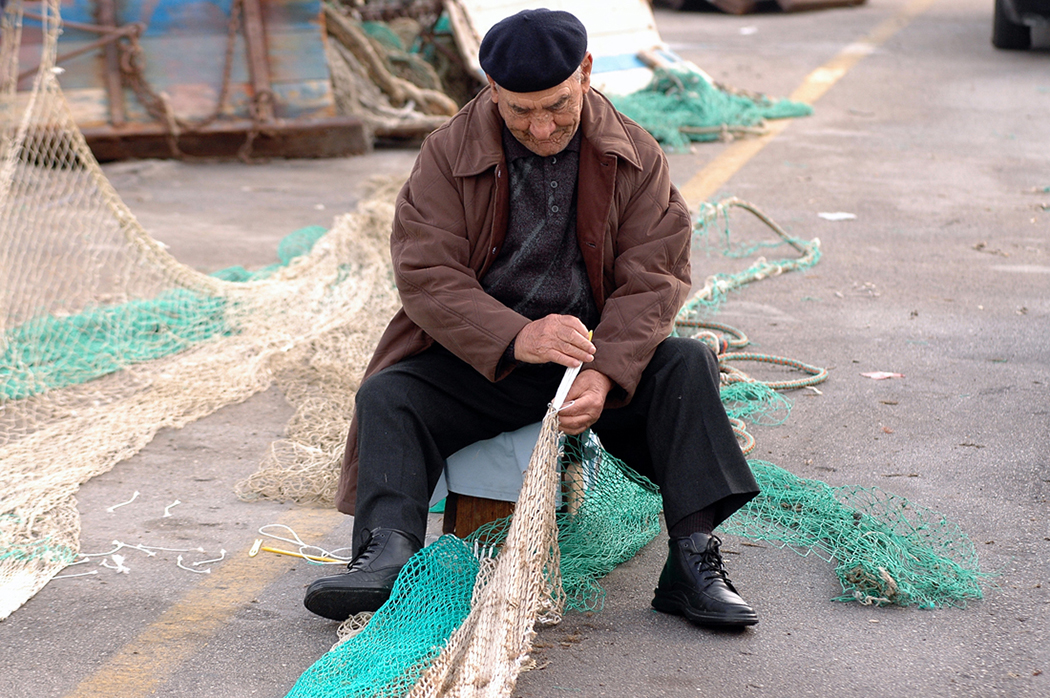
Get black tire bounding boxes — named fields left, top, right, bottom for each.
left=993, top=0, right=1032, bottom=50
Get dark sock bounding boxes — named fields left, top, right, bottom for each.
left=669, top=507, right=715, bottom=538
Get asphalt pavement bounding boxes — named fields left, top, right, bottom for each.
left=1, top=0, right=1047, bottom=696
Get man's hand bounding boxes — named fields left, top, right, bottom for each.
left=514, top=314, right=595, bottom=368
left=558, top=369, right=612, bottom=435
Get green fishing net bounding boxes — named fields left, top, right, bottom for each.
left=723, top=461, right=987, bottom=609
left=290, top=535, right=480, bottom=698
left=0, top=290, right=230, bottom=400
left=288, top=435, right=663, bottom=698
left=288, top=434, right=987, bottom=698
left=0, top=225, right=326, bottom=401
left=611, top=66, right=813, bottom=152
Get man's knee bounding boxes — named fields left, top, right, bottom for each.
left=654, top=336, right=720, bottom=382
left=646, top=335, right=722, bottom=388
left=356, top=368, right=413, bottom=415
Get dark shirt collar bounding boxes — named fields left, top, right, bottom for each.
left=502, top=126, right=582, bottom=162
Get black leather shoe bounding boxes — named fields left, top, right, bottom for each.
left=651, top=532, right=758, bottom=627
left=303, top=528, right=421, bottom=621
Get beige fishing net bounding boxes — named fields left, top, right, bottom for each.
left=407, top=406, right=565, bottom=697
left=0, top=0, right=400, bottom=619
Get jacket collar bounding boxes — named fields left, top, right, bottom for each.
left=451, top=87, right=642, bottom=177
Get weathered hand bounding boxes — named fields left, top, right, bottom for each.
left=514, top=314, right=595, bottom=368
left=558, top=369, right=612, bottom=435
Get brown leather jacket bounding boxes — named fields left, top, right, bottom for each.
left=336, top=86, right=692, bottom=514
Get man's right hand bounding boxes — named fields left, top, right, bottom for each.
left=513, top=315, right=595, bottom=368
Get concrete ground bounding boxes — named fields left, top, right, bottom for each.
left=2, top=0, right=1048, bottom=696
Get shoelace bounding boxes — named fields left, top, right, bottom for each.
left=691, top=535, right=734, bottom=586
left=346, top=535, right=383, bottom=572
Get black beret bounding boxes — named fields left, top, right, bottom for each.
left=479, top=9, right=588, bottom=93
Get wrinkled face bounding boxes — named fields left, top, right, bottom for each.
left=488, top=54, right=593, bottom=158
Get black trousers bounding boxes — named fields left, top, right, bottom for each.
left=352, top=337, right=759, bottom=554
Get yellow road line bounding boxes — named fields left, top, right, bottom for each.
left=64, top=507, right=343, bottom=698
left=679, top=0, right=940, bottom=208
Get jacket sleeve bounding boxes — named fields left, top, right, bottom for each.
left=587, top=141, right=692, bottom=403
left=391, top=137, right=531, bottom=380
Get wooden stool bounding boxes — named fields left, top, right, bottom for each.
left=440, top=462, right=586, bottom=538
left=442, top=493, right=515, bottom=538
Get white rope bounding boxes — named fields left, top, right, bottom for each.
left=176, top=555, right=210, bottom=574
left=105, top=491, right=140, bottom=513
left=194, top=549, right=227, bottom=566
left=257, top=523, right=354, bottom=563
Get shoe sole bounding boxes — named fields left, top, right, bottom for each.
left=652, top=590, right=759, bottom=627
left=303, top=585, right=391, bottom=621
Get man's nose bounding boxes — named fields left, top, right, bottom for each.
left=529, top=116, right=556, bottom=140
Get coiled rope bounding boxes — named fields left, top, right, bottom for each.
left=673, top=198, right=827, bottom=454
left=720, top=352, right=829, bottom=391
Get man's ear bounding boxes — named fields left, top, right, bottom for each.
left=580, top=53, right=594, bottom=94
left=486, top=75, right=499, bottom=103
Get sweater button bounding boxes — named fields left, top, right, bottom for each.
left=491, top=247, right=498, bottom=254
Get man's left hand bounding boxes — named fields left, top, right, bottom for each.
left=558, top=369, right=613, bottom=435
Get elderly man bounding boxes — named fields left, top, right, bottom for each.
left=304, top=8, right=760, bottom=628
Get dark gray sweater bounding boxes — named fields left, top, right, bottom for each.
left=480, top=127, right=600, bottom=331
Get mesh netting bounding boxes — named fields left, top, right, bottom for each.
left=287, top=442, right=988, bottom=697
left=610, top=66, right=813, bottom=152
left=288, top=419, right=663, bottom=698
left=466, top=433, right=663, bottom=615
left=719, top=381, right=793, bottom=426
left=407, top=406, right=565, bottom=697
left=290, top=535, right=481, bottom=698
left=1, top=223, right=329, bottom=402
left=723, top=461, right=987, bottom=609
left=676, top=197, right=823, bottom=316
left=0, top=0, right=401, bottom=618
